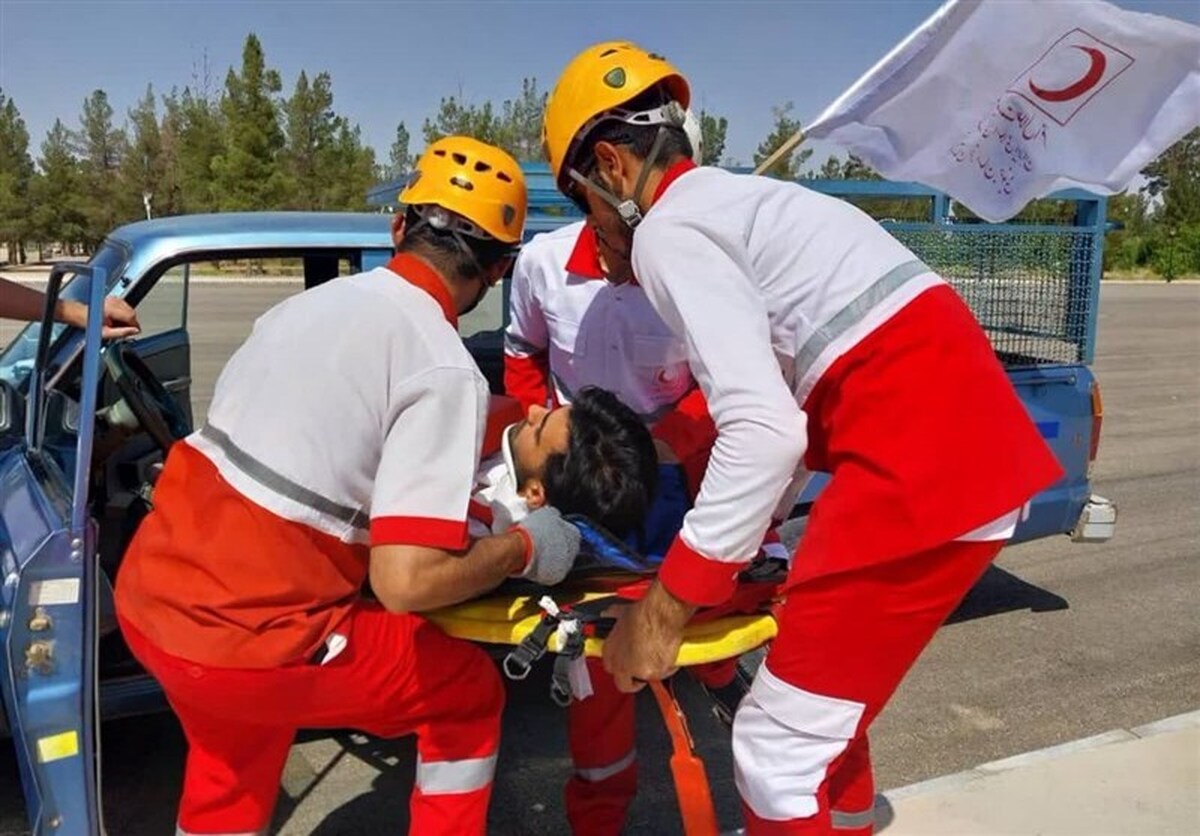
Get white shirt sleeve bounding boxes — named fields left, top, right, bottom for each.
left=370, top=366, right=488, bottom=550
left=633, top=216, right=808, bottom=605
left=505, top=248, right=550, bottom=359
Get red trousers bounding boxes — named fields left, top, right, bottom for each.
left=120, top=604, right=504, bottom=835
left=735, top=539, right=1003, bottom=835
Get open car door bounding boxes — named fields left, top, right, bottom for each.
left=0, top=264, right=107, bottom=834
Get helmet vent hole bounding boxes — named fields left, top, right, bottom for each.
left=600, top=48, right=619, bottom=57
left=474, top=161, right=493, bottom=172
left=496, top=171, right=513, bottom=183
left=452, top=152, right=468, bottom=165
left=503, top=205, right=516, bottom=226
left=433, top=149, right=447, bottom=157
left=450, top=175, right=474, bottom=191
left=603, top=68, right=626, bottom=88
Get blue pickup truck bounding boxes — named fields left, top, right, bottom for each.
left=0, top=171, right=1115, bottom=834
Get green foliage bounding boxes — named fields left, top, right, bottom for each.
left=73, top=89, right=127, bottom=246
left=753, top=103, right=811, bottom=180
left=0, top=89, right=35, bottom=261
left=699, top=110, right=727, bottom=166
left=421, top=77, right=548, bottom=163
left=384, top=121, right=412, bottom=180
left=120, top=86, right=165, bottom=220
left=30, top=120, right=88, bottom=248
left=499, top=77, right=547, bottom=162
left=211, top=34, right=288, bottom=211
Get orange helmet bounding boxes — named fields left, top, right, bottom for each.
left=542, top=41, right=690, bottom=193
left=400, top=136, right=527, bottom=244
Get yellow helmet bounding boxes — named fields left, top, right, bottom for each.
left=542, top=41, right=690, bottom=193
left=400, top=136, right=527, bottom=245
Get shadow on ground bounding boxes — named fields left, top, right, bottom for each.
left=948, top=564, right=1069, bottom=624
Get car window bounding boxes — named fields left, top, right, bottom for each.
left=135, top=264, right=188, bottom=337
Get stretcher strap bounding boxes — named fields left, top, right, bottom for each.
left=501, top=612, right=558, bottom=680
left=649, top=679, right=720, bottom=836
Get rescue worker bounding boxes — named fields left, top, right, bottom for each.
left=508, top=110, right=784, bottom=835
left=114, top=137, right=583, bottom=836
left=0, top=275, right=140, bottom=337
left=505, top=108, right=713, bottom=504
left=542, top=42, right=1064, bottom=834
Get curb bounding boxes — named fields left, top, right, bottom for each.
left=881, top=708, right=1200, bottom=803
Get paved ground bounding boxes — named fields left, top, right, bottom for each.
left=1, top=282, right=1197, bottom=834
left=879, top=710, right=1200, bottom=835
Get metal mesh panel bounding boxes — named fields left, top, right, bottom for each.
left=885, top=225, right=1096, bottom=366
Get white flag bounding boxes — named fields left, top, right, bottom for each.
left=806, top=0, right=1200, bottom=222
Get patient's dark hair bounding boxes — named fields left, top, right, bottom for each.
left=542, top=387, right=658, bottom=538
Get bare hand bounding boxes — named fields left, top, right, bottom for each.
left=602, top=581, right=693, bottom=693
left=58, top=296, right=140, bottom=339
left=101, top=297, right=140, bottom=339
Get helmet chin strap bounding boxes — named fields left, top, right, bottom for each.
left=568, top=125, right=671, bottom=230
left=408, top=205, right=496, bottom=305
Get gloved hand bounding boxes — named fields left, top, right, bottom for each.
left=512, top=507, right=582, bottom=586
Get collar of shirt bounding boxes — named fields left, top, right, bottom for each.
left=501, top=421, right=520, bottom=484
left=652, top=159, right=698, bottom=205
left=564, top=222, right=607, bottom=280
left=472, top=423, right=530, bottom=534
left=565, top=159, right=698, bottom=281
left=386, top=252, right=458, bottom=327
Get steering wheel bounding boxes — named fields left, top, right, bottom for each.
left=101, top=341, right=191, bottom=451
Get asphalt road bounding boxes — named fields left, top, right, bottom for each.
left=1, top=282, right=1197, bottom=835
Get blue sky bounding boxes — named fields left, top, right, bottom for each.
left=1, top=0, right=1197, bottom=171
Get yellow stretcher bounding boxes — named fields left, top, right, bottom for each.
left=426, top=570, right=781, bottom=667
left=426, top=582, right=779, bottom=666
left=427, top=568, right=783, bottom=836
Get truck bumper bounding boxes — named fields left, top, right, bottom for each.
left=1071, top=494, right=1117, bottom=542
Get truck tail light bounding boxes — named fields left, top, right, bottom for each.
left=1089, top=381, right=1104, bottom=464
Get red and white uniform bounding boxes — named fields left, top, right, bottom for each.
left=506, top=220, right=717, bottom=493
left=116, top=254, right=502, bottom=836
left=631, top=162, right=1064, bottom=833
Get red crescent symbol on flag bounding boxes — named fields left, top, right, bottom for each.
left=1029, top=46, right=1107, bottom=102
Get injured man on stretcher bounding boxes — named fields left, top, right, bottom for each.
left=468, top=386, right=660, bottom=556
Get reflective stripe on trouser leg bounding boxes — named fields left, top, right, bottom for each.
left=566, top=657, right=639, bottom=836
left=411, top=755, right=498, bottom=835
left=575, top=748, right=637, bottom=783
left=408, top=635, right=505, bottom=836
left=415, top=753, right=498, bottom=794
left=733, top=663, right=865, bottom=824
left=831, top=807, right=874, bottom=832
left=829, top=736, right=874, bottom=834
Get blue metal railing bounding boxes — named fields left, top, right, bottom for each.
left=370, top=167, right=1107, bottom=366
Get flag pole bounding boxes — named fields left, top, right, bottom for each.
left=752, top=128, right=807, bottom=176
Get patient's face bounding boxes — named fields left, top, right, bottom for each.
left=509, top=404, right=572, bottom=507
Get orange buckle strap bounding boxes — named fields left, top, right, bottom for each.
left=648, top=679, right=720, bottom=836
